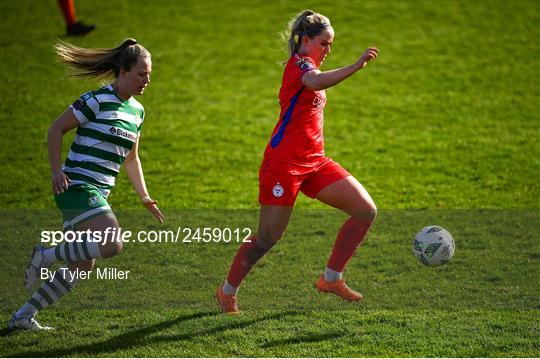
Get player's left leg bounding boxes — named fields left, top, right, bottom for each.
left=301, top=160, right=376, bottom=301
left=315, top=176, right=376, bottom=301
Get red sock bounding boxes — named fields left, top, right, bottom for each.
left=226, top=236, right=269, bottom=287
left=326, top=217, right=373, bottom=272
left=58, top=0, right=76, bottom=27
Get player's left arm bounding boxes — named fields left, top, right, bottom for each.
left=124, top=136, right=164, bottom=223
left=302, top=47, right=379, bottom=90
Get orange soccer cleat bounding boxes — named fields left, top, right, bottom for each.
left=216, top=286, right=240, bottom=314
left=315, top=276, right=364, bottom=301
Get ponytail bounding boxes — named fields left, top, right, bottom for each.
left=282, top=10, right=331, bottom=59
left=55, top=38, right=150, bottom=79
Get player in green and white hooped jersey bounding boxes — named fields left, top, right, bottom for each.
left=8, top=38, right=164, bottom=332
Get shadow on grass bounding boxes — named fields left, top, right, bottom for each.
left=7, top=310, right=298, bottom=357
left=260, top=331, right=345, bottom=348
left=7, top=311, right=215, bottom=357
left=149, top=310, right=299, bottom=344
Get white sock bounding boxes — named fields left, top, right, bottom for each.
left=222, top=281, right=238, bottom=295
left=85, top=240, right=103, bottom=258
left=42, top=248, right=57, bottom=267
left=15, top=302, right=37, bottom=319
left=43, top=237, right=103, bottom=264
left=324, top=267, right=343, bottom=282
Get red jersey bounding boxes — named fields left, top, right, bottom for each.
left=263, top=54, right=327, bottom=168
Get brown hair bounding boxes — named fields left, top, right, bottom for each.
left=283, top=10, right=331, bottom=58
left=55, top=38, right=150, bottom=79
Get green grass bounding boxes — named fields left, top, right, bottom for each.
left=0, top=0, right=538, bottom=209
left=0, top=309, right=537, bottom=357
left=0, top=0, right=539, bottom=357
left=1, top=210, right=539, bottom=356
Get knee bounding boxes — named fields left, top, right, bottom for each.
left=256, top=228, right=284, bottom=249
left=101, top=240, right=123, bottom=258
left=367, top=204, right=377, bottom=221
left=352, top=203, right=377, bottom=223
left=68, top=259, right=95, bottom=272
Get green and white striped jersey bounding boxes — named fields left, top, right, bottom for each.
left=63, top=85, right=144, bottom=197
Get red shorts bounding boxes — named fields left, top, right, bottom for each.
left=259, top=157, right=351, bottom=206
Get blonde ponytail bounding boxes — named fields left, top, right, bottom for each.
left=55, top=38, right=150, bottom=79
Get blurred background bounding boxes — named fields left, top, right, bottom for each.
left=1, top=0, right=538, bottom=210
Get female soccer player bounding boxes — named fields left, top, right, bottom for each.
left=217, top=10, right=379, bottom=313
left=8, top=39, right=164, bottom=330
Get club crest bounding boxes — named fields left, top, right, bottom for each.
left=272, top=183, right=284, bottom=198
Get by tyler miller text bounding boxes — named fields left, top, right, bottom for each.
left=41, top=267, right=130, bottom=281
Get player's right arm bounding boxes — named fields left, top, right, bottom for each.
left=302, top=47, right=379, bottom=91
left=48, top=109, right=79, bottom=195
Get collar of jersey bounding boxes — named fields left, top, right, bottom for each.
left=107, top=84, right=132, bottom=103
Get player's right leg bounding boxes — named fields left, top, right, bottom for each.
left=9, top=258, right=95, bottom=331
left=217, top=161, right=302, bottom=314
left=217, top=205, right=293, bottom=314
left=10, top=212, right=120, bottom=331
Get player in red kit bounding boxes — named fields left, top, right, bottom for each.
left=217, top=9, right=379, bottom=313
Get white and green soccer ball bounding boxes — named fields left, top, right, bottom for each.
left=413, top=225, right=455, bottom=267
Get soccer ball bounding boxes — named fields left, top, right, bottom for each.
left=413, top=225, right=455, bottom=267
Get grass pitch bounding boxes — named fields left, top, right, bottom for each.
left=1, top=0, right=539, bottom=357
left=1, top=210, right=538, bottom=356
